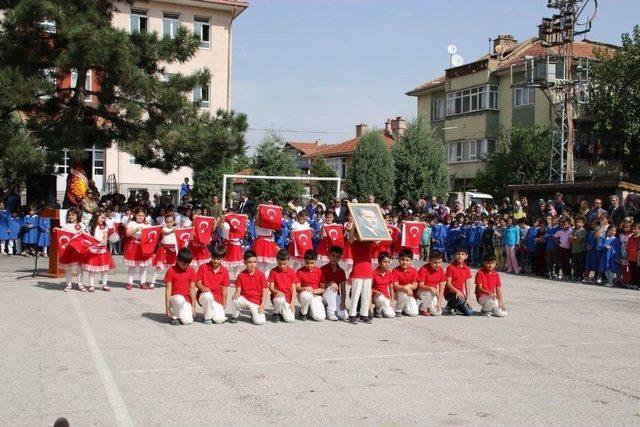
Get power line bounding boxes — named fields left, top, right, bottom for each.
left=247, top=127, right=351, bottom=135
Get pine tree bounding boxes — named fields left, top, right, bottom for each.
left=346, top=130, right=394, bottom=202
left=248, top=132, right=304, bottom=205
left=309, top=157, right=337, bottom=203
left=192, top=155, right=250, bottom=204
left=392, top=118, right=450, bottom=202
left=0, top=0, right=247, bottom=176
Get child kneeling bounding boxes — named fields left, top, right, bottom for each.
left=268, top=249, right=298, bottom=323
left=372, top=251, right=395, bottom=318
left=230, top=250, right=269, bottom=325
left=475, top=254, right=507, bottom=317
left=196, top=245, right=230, bottom=324
left=417, top=249, right=446, bottom=316
left=165, top=248, right=197, bottom=326
left=296, top=249, right=326, bottom=321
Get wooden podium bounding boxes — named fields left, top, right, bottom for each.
left=40, top=209, right=65, bottom=278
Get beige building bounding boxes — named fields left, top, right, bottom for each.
left=55, top=0, right=248, bottom=203
left=406, top=35, right=616, bottom=191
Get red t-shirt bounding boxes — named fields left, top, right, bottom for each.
left=236, top=269, right=268, bottom=305
left=393, top=266, right=419, bottom=285
left=196, top=263, right=230, bottom=304
left=296, top=266, right=322, bottom=290
left=419, top=264, right=446, bottom=292
left=475, top=267, right=502, bottom=301
left=164, top=265, right=197, bottom=303
left=350, top=241, right=373, bottom=279
left=320, top=263, right=347, bottom=285
left=372, top=268, right=393, bottom=298
left=627, top=235, right=640, bottom=261
left=268, top=266, right=299, bottom=303
left=445, top=262, right=472, bottom=296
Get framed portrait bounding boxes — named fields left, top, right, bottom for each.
left=348, top=203, right=392, bottom=241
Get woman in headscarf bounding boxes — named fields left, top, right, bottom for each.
left=513, top=200, right=527, bottom=220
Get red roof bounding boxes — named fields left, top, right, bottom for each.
left=285, top=141, right=324, bottom=156
left=305, top=131, right=394, bottom=158
left=406, top=75, right=445, bottom=96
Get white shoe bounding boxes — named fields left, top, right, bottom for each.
left=327, top=313, right=338, bottom=321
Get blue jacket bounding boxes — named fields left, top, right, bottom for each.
left=37, top=217, right=50, bottom=247
left=597, top=235, right=620, bottom=273
left=503, top=225, right=521, bottom=246
left=22, top=214, right=39, bottom=244
left=469, top=223, right=484, bottom=246
left=446, top=227, right=461, bottom=252
left=431, top=223, right=448, bottom=251
left=545, top=226, right=559, bottom=250
left=525, top=226, right=539, bottom=252
left=8, top=216, right=23, bottom=240
left=0, top=209, right=9, bottom=240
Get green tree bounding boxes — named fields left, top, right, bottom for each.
left=590, top=25, right=640, bottom=179
left=248, top=132, right=304, bottom=205
left=346, top=130, right=394, bottom=202
left=393, top=118, right=449, bottom=202
left=192, top=154, right=250, bottom=204
left=0, top=0, right=247, bottom=177
left=474, top=127, right=552, bottom=197
left=310, top=157, right=337, bottom=203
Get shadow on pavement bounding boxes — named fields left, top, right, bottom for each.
left=141, top=312, right=170, bottom=324
left=34, top=281, right=64, bottom=291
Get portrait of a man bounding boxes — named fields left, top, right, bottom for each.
left=349, top=203, right=391, bottom=241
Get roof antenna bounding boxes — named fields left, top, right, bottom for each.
left=489, top=37, right=493, bottom=55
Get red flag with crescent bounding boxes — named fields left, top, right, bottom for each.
left=68, top=232, right=101, bottom=254
left=323, top=224, right=344, bottom=248
left=401, top=221, right=424, bottom=249
left=53, top=228, right=76, bottom=253
left=291, top=229, right=313, bottom=257
left=175, top=227, right=194, bottom=249
left=140, top=226, right=162, bottom=256
left=257, top=204, right=282, bottom=230
left=193, top=215, right=215, bottom=245
left=225, top=214, right=247, bottom=240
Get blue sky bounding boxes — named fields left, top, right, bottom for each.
left=232, top=0, right=639, bottom=150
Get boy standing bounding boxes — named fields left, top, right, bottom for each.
left=417, top=249, right=446, bottom=316
left=268, top=249, right=298, bottom=323
left=420, top=216, right=433, bottom=261
left=230, top=250, right=268, bottom=325
left=493, top=218, right=506, bottom=271
left=371, top=251, right=395, bottom=318
left=320, top=246, right=349, bottom=321
left=571, top=217, right=587, bottom=281
left=475, top=254, right=507, bottom=317
left=554, top=219, right=573, bottom=280
left=196, top=245, right=230, bottom=325
left=392, top=249, right=419, bottom=317
left=347, top=239, right=375, bottom=324
left=443, top=248, right=474, bottom=316
left=296, top=249, right=326, bottom=321
left=164, top=248, right=197, bottom=326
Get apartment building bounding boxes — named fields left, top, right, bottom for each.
left=406, top=35, right=616, bottom=191
left=54, top=0, right=248, bottom=203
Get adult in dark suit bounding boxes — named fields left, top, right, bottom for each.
left=334, top=199, right=349, bottom=224
left=235, top=193, right=255, bottom=220
left=608, top=195, right=627, bottom=226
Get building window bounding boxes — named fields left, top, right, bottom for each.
left=128, top=155, right=139, bottom=165
left=39, top=19, right=56, bottom=33
left=325, top=157, right=347, bottom=179
left=70, top=70, right=93, bottom=102
left=93, top=150, right=104, bottom=175
left=514, top=87, right=535, bottom=107
left=193, top=83, right=210, bottom=109
left=446, top=85, right=498, bottom=116
left=128, top=188, right=149, bottom=201
left=448, top=139, right=496, bottom=163
left=130, top=9, right=148, bottom=34
left=162, top=12, right=180, bottom=39
left=194, top=17, right=211, bottom=49
left=431, top=98, right=445, bottom=121
left=55, top=150, right=70, bottom=174
left=161, top=189, right=179, bottom=205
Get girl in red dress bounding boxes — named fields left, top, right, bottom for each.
left=150, top=212, right=178, bottom=286
left=82, top=210, right=116, bottom=292
left=123, top=207, right=153, bottom=290
left=222, top=213, right=247, bottom=282
left=317, top=211, right=343, bottom=265
left=60, top=209, right=87, bottom=292
left=253, top=218, right=278, bottom=277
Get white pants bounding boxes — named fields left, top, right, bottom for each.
left=170, top=295, right=194, bottom=325
left=395, top=292, right=419, bottom=316
left=65, top=267, right=84, bottom=286
left=272, top=295, right=295, bottom=323
left=418, top=291, right=442, bottom=316
left=373, top=294, right=396, bottom=318
left=7, top=238, right=21, bottom=254
left=323, top=287, right=348, bottom=319
left=232, top=295, right=266, bottom=325
left=478, top=295, right=507, bottom=317
left=348, top=278, right=372, bottom=317
left=297, top=291, right=326, bottom=321
left=198, top=292, right=227, bottom=324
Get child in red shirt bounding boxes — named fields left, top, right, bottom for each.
left=164, top=248, right=197, bottom=326
left=417, top=249, right=446, bottom=316
left=230, top=250, right=268, bottom=325
left=268, top=249, right=298, bottom=323
left=319, top=245, right=348, bottom=321
left=348, top=237, right=374, bottom=324
left=392, top=249, right=419, bottom=317
left=196, top=245, right=230, bottom=324
left=296, top=249, right=326, bottom=321
left=443, top=247, right=474, bottom=316
left=372, top=251, right=395, bottom=318
left=475, top=254, right=507, bottom=317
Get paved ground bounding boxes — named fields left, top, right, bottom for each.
left=1, top=254, right=639, bottom=426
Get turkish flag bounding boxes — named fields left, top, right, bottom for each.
left=193, top=215, right=215, bottom=245
left=68, top=232, right=101, bottom=254
left=225, top=214, right=247, bottom=240
left=401, top=221, right=424, bottom=249
left=140, top=226, right=162, bottom=256
left=257, top=204, right=282, bottom=230
left=53, top=228, right=76, bottom=253
left=175, top=227, right=194, bottom=249
left=291, top=229, right=313, bottom=257
left=323, top=224, right=344, bottom=248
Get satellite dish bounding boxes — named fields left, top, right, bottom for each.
left=451, top=54, right=464, bottom=67
left=447, top=44, right=458, bottom=55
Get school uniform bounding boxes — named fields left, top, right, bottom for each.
left=7, top=215, right=23, bottom=254
left=197, top=263, right=230, bottom=324
left=418, top=264, right=445, bottom=316
left=232, top=269, right=267, bottom=325
left=268, top=266, right=297, bottom=322
left=253, top=225, right=278, bottom=276
left=152, top=226, right=178, bottom=270
left=545, top=226, right=560, bottom=277
left=82, top=225, right=116, bottom=272
left=288, top=221, right=311, bottom=271
left=431, top=223, right=447, bottom=253
left=475, top=268, right=506, bottom=317
left=392, top=266, right=419, bottom=316
left=22, top=214, right=39, bottom=246
left=296, top=266, right=326, bottom=321
left=123, top=222, right=152, bottom=267
left=320, top=263, right=348, bottom=320
left=164, top=264, right=197, bottom=325
left=348, top=241, right=374, bottom=318
left=372, top=268, right=395, bottom=318
left=444, top=262, right=474, bottom=316
left=446, top=226, right=461, bottom=260
left=59, top=223, right=87, bottom=268
left=598, top=235, right=620, bottom=285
